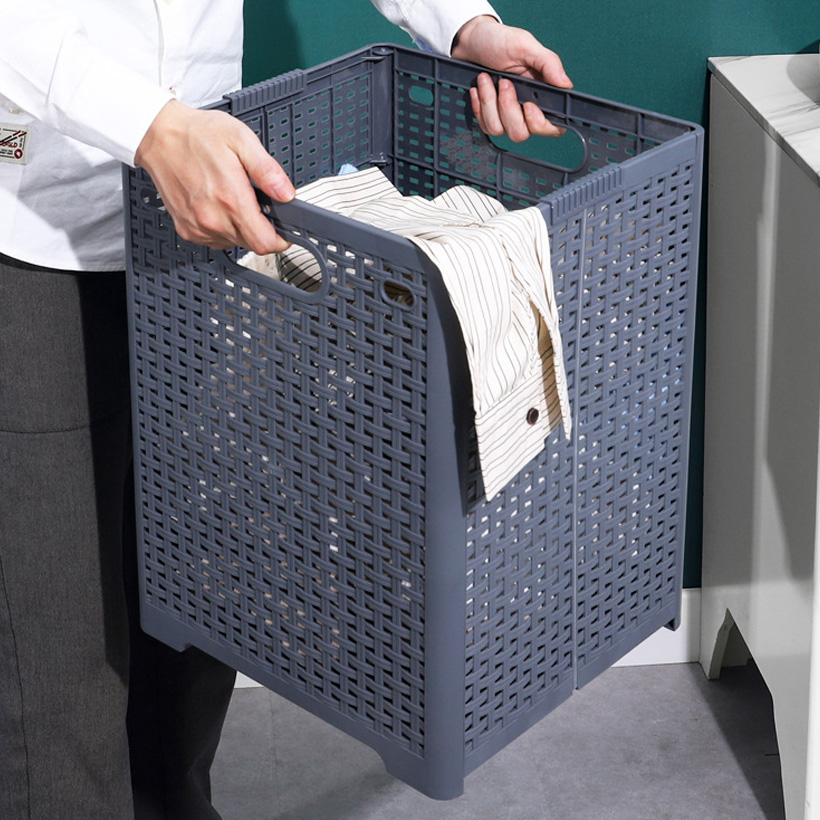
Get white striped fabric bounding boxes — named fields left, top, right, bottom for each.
left=241, top=167, right=571, bottom=499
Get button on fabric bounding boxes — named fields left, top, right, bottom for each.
left=527, top=407, right=540, bottom=425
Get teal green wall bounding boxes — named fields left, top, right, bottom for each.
left=243, top=1, right=820, bottom=587
left=244, top=1, right=820, bottom=104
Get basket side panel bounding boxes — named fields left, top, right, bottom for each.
left=385, top=47, right=700, bottom=760
left=127, top=172, right=432, bottom=759
left=236, top=60, right=382, bottom=186
left=573, top=154, right=699, bottom=683
left=461, top=209, right=584, bottom=764
left=390, top=51, right=690, bottom=210
left=126, top=44, right=703, bottom=795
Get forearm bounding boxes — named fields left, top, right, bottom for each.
left=451, top=14, right=502, bottom=63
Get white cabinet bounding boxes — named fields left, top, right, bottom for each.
left=701, top=54, right=820, bottom=820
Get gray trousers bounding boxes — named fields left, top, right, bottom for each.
left=0, top=255, right=236, bottom=819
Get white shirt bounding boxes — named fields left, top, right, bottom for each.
left=241, top=167, right=572, bottom=498
left=0, top=0, right=498, bottom=271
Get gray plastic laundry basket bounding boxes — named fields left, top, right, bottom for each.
left=124, top=44, right=703, bottom=799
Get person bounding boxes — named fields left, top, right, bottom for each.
left=0, top=3, right=571, bottom=818
left=135, top=12, right=573, bottom=256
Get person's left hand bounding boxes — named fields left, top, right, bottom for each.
left=135, top=101, right=296, bottom=254
left=451, top=16, right=572, bottom=141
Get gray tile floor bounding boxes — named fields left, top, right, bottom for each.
left=211, top=661, right=785, bottom=819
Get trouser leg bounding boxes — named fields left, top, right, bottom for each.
left=123, top=466, right=237, bottom=820
left=0, top=261, right=134, bottom=819
left=0, top=256, right=236, bottom=820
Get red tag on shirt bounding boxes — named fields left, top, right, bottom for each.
left=0, top=125, right=30, bottom=164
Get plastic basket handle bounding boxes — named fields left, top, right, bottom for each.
left=215, top=190, right=332, bottom=299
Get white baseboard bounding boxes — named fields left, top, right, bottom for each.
left=234, top=588, right=702, bottom=687
left=614, top=587, right=702, bottom=667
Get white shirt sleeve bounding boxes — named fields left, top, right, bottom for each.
left=369, top=0, right=500, bottom=56
left=0, top=0, right=500, bottom=168
left=0, top=1, right=172, bottom=165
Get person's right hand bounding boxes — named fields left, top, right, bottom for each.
left=135, top=100, right=295, bottom=253
left=452, top=16, right=572, bottom=142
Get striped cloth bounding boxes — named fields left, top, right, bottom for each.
left=241, top=167, right=571, bottom=499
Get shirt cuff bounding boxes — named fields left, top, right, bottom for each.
left=398, top=1, right=500, bottom=57
left=474, top=348, right=572, bottom=500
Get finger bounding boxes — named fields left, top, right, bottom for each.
left=183, top=167, right=290, bottom=255
left=474, top=72, right=504, bottom=135
left=496, top=78, right=530, bottom=142
left=469, top=86, right=489, bottom=134
left=172, top=183, right=247, bottom=251
left=174, top=165, right=287, bottom=254
left=231, top=130, right=294, bottom=253
left=171, top=204, right=239, bottom=251
left=242, top=139, right=295, bottom=203
left=523, top=102, right=566, bottom=138
left=232, top=194, right=291, bottom=254
left=528, top=46, right=573, bottom=89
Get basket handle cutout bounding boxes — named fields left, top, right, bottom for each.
left=487, top=122, right=586, bottom=174
left=221, top=192, right=332, bottom=302
left=409, top=84, right=434, bottom=106
left=467, top=73, right=588, bottom=174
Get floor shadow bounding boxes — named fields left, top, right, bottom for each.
left=689, top=661, right=786, bottom=820
left=215, top=663, right=792, bottom=819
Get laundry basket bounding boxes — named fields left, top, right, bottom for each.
left=124, top=44, right=703, bottom=799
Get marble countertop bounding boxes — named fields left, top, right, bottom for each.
left=709, top=54, right=820, bottom=187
